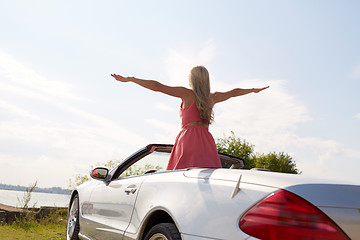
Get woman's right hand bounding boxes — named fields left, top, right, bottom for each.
left=111, top=74, right=131, bottom=82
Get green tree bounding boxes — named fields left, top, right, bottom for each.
left=216, top=132, right=300, bottom=174
left=216, top=131, right=256, bottom=169
left=68, top=159, right=163, bottom=189
left=67, top=174, right=91, bottom=191
left=67, top=159, right=122, bottom=190
left=120, top=164, right=163, bottom=178
left=254, top=152, right=300, bottom=174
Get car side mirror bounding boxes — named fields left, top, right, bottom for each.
left=90, top=167, right=109, bottom=180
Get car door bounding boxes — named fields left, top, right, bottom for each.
left=85, top=175, right=147, bottom=240
left=85, top=148, right=171, bottom=240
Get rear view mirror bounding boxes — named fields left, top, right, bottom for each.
left=90, top=167, right=109, bottom=180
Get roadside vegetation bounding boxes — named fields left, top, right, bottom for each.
left=67, top=159, right=122, bottom=190
left=0, top=223, right=66, bottom=240
left=1, top=181, right=67, bottom=240
left=216, top=131, right=300, bottom=174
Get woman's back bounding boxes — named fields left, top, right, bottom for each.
left=166, top=99, right=221, bottom=170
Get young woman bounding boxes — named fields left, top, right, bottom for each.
left=111, top=66, right=269, bottom=170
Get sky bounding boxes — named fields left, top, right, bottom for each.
left=0, top=1, right=359, bottom=188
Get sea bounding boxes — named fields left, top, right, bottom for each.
left=0, top=189, right=71, bottom=208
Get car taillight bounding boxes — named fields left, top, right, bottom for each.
left=239, top=190, right=349, bottom=240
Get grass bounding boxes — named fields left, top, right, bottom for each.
left=0, top=223, right=66, bottom=240
left=1, top=180, right=68, bottom=239
left=0, top=207, right=68, bottom=240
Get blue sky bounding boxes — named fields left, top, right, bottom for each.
left=0, top=1, right=359, bottom=188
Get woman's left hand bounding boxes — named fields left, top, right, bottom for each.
left=253, top=86, right=269, bottom=93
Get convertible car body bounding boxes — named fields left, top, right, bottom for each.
left=67, top=144, right=360, bottom=240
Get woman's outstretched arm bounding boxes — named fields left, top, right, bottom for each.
left=213, top=86, right=269, bottom=104
left=111, top=74, right=191, bottom=99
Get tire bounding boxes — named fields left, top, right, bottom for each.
left=66, top=194, right=80, bottom=240
left=144, top=223, right=181, bottom=240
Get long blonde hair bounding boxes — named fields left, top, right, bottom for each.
left=189, top=66, right=214, bottom=124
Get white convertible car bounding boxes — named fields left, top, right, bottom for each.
left=67, top=144, right=360, bottom=240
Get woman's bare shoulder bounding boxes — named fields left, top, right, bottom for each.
left=211, top=91, right=225, bottom=104
left=182, top=89, right=196, bottom=108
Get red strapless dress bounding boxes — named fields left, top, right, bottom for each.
left=166, top=101, right=221, bottom=170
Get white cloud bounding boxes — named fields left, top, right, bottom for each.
left=0, top=51, right=150, bottom=188
left=165, top=40, right=216, bottom=86
left=0, top=82, right=48, bottom=101
left=291, top=136, right=360, bottom=184
left=209, top=79, right=360, bottom=183
left=356, top=113, right=360, bottom=119
left=0, top=153, right=90, bottom=188
left=0, top=51, right=147, bottom=146
left=155, top=103, right=176, bottom=112
left=0, top=50, right=87, bottom=102
left=146, top=118, right=178, bottom=136
left=0, top=100, right=41, bottom=120
left=348, top=63, right=360, bottom=79
left=211, top=79, right=311, bottom=150
left=0, top=111, right=148, bottom=187
left=208, top=76, right=360, bottom=184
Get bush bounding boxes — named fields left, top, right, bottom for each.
left=216, top=132, right=300, bottom=174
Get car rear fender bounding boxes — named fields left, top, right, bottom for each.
left=285, top=184, right=360, bottom=240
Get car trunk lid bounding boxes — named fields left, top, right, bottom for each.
left=184, top=168, right=360, bottom=239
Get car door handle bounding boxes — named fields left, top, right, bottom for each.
left=124, top=187, right=137, bottom=194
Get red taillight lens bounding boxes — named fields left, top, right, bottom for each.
left=239, top=190, right=349, bottom=240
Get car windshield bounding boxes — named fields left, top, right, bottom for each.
left=119, top=151, right=170, bottom=178
left=111, top=144, right=245, bottom=180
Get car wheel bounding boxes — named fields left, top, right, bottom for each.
left=144, top=223, right=181, bottom=240
left=67, top=194, right=80, bottom=240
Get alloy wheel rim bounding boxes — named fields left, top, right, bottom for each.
left=67, top=199, right=78, bottom=238
left=149, top=233, right=168, bottom=240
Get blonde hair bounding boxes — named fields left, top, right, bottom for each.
left=189, top=65, right=214, bottom=124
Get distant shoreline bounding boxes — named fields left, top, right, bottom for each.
left=0, top=183, right=70, bottom=195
